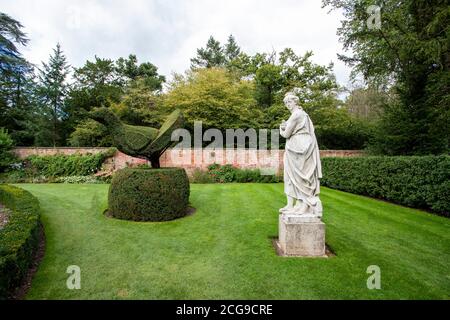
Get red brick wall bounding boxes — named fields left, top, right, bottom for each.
left=13, top=147, right=365, bottom=175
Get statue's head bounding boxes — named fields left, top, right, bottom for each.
left=283, top=92, right=300, bottom=112
left=89, top=107, right=119, bottom=126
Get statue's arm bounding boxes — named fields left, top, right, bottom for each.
left=280, top=112, right=303, bottom=138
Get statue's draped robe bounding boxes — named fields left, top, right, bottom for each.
left=281, top=108, right=322, bottom=212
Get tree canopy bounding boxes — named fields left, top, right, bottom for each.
left=35, top=43, right=70, bottom=146
left=164, top=68, right=259, bottom=131
left=323, top=0, right=450, bottom=155
left=0, top=12, right=35, bottom=146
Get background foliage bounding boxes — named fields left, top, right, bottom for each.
left=323, top=0, right=450, bottom=155
left=0, top=11, right=376, bottom=151
left=0, top=128, right=16, bottom=172
left=2, top=6, right=449, bottom=153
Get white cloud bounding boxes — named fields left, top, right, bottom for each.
left=0, top=0, right=351, bottom=86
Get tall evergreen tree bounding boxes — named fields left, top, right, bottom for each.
left=0, top=12, right=28, bottom=73
left=0, top=12, right=36, bottom=146
left=115, top=54, right=165, bottom=91
left=224, top=34, right=241, bottom=63
left=36, top=43, right=70, bottom=146
left=190, top=36, right=226, bottom=69
left=66, top=56, right=122, bottom=124
left=65, top=57, right=123, bottom=147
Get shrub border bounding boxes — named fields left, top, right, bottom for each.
left=321, top=156, right=450, bottom=217
left=0, top=185, right=42, bottom=299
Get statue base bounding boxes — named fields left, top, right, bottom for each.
left=276, top=213, right=326, bottom=257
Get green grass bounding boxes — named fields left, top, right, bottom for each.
left=16, top=183, right=450, bottom=300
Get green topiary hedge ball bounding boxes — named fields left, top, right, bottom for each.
left=108, top=167, right=190, bottom=221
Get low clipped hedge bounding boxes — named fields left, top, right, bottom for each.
left=108, top=167, right=190, bottom=221
left=0, top=185, right=41, bottom=299
left=321, top=156, right=450, bottom=216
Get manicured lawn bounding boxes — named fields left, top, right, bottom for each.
left=18, top=183, right=450, bottom=299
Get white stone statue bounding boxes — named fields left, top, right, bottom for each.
left=279, top=92, right=323, bottom=218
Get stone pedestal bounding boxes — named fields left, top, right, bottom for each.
left=277, top=213, right=326, bottom=257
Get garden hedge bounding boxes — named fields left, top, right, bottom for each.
left=90, top=108, right=184, bottom=168
left=321, top=156, right=449, bottom=216
left=108, top=167, right=190, bottom=221
left=0, top=185, right=41, bottom=299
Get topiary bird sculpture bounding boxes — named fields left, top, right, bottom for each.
left=90, top=107, right=184, bottom=168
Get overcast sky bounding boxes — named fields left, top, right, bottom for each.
left=1, top=0, right=351, bottom=87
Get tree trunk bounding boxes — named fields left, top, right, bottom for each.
left=53, top=105, right=57, bottom=147
left=149, top=155, right=161, bottom=169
